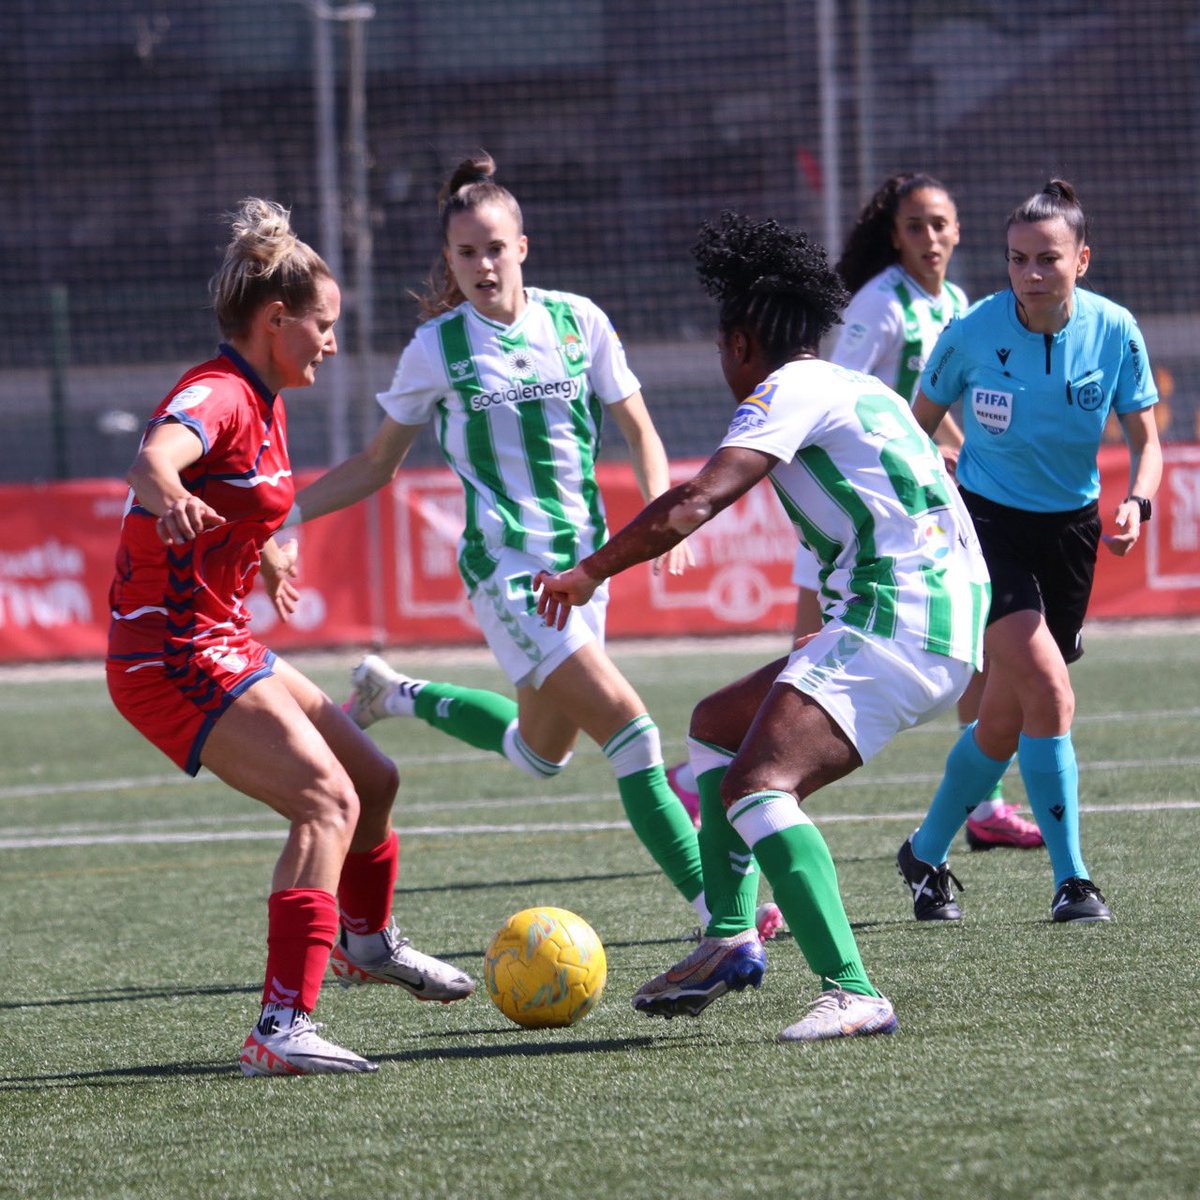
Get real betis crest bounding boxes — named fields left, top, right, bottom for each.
left=561, top=333, right=584, bottom=366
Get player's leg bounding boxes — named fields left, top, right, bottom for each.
left=983, top=612, right=1107, bottom=920
left=199, top=676, right=377, bottom=1075
left=1022, top=505, right=1109, bottom=921
left=960, top=666, right=1041, bottom=850
left=273, top=657, right=474, bottom=1002
left=632, top=668, right=852, bottom=1024
left=903, top=521, right=1040, bottom=911
left=733, top=629, right=971, bottom=1039
left=721, top=679, right=876, bottom=987
left=529, top=641, right=705, bottom=916
left=344, top=561, right=584, bottom=781
left=688, top=658, right=789, bottom=939
left=346, top=652, right=523, bottom=751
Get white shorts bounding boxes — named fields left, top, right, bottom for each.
left=776, top=619, right=975, bottom=764
left=791, top=544, right=821, bottom=590
left=470, top=548, right=609, bottom=689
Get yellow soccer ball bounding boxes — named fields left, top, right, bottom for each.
left=484, top=906, right=607, bottom=1029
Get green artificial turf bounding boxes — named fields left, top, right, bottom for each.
left=2, top=629, right=1198, bottom=1199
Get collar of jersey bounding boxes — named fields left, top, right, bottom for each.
left=218, top=342, right=279, bottom=408
left=1003, top=290, right=1078, bottom=342
left=465, top=293, right=532, bottom=336
left=896, top=265, right=949, bottom=304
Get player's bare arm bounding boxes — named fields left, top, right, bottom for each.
left=289, top=417, right=422, bottom=525
left=535, top=445, right=775, bottom=629
left=259, top=536, right=300, bottom=621
left=911, top=390, right=946, bottom=439
left=128, top=420, right=227, bottom=545
left=910, top=390, right=960, bottom=475
left=1103, top=407, right=1163, bottom=557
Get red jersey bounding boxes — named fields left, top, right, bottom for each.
left=107, top=344, right=293, bottom=672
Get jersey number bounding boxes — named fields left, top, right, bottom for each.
left=855, top=394, right=952, bottom=517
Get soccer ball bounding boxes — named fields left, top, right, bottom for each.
left=484, top=906, right=607, bottom=1029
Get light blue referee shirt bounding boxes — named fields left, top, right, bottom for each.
left=920, top=288, right=1158, bottom=511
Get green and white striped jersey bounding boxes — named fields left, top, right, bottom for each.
left=721, top=359, right=989, bottom=667
left=377, top=288, right=639, bottom=590
left=831, top=265, right=967, bottom=403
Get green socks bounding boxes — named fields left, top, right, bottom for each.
left=697, top=766, right=760, bottom=937
left=729, top=790, right=876, bottom=996
left=413, top=683, right=517, bottom=753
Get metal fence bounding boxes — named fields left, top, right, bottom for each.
left=2, top=0, right=1198, bottom=482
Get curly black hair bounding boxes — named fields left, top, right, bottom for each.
left=693, top=211, right=849, bottom=365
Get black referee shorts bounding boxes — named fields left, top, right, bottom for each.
left=960, top=489, right=1101, bottom=664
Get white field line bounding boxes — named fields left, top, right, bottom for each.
left=2, top=797, right=1197, bottom=851
left=4, top=744, right=1200, bottom=814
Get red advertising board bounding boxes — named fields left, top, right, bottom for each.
left=1, top=445, right=1197, bottom=663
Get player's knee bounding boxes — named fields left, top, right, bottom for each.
left=1054, top=678, right=1076, bottom=726
left=1024, top=664, right=1075, bottom=729
left=296, top=767, right=361, bottom=840
left=720, top=763, right=794, bottom=810
left=601, top=713, right=663, bottom=778
left=503, top=721, right=573, bottom=781
left=688, top=693, right=727, bottom=745
left=356, top=756, right=399, bottom=820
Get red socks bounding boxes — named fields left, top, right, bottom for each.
left=337, top=831, right=399, bottom=936
left=261, top=833, right=398, bottom=1013
left=262, top=887, right=339, bottom=1013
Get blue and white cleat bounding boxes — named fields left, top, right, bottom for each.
left=632, top=929, right=766, bottom=1018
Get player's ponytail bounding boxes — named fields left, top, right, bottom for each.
left=211, top=198, right=330, bottom=339
left=1007, top=178, right=1088, bottom=245
left=416, top=151, right=525, bottom=320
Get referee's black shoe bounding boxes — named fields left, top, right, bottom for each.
left=1050, top=877, right=1111, bottom=923
left=897, top=836, right=963, bottom=921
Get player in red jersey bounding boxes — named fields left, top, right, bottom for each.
left=107, top=198, right=473, bottom=1077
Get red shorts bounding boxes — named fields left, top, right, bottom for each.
left=107, top=634, right=276, bottom=775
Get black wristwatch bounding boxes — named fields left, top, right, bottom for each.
left=1126, top=495, right=1152, bottom=523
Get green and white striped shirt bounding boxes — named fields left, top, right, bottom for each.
left=721, top=359, right=989, bottom=667
left=377, top=288, right=639, bottom=590
left=831, top=265, right=967, bottom=403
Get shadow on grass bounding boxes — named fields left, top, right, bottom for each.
left=371, top=1032, right=684, bottom=1064
left=0, top=1060, right=239, bottom=1089
left=0, top=1032, right=704, bottom=1089
left=0, top=982, right=260, bottom=1011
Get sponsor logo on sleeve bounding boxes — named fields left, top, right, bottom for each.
left=842, top=321, right=867, bottom=349
left=1129, top=338, right=1144, bottom=386
left=166, top=385, right=212, bottom=413
left=929, top=346, right=955, bottom=388
left=970, top=385, right=1013, bottom=435
left=727, top=380, right=776, bottom=436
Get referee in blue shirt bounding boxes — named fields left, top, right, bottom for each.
left=897, top=179, right=1162, bottom=923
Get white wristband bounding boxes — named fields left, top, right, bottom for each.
left=281, top=502, right=303, bottom=529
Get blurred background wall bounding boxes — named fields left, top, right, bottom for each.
left=1, top=0, right=1197, bottom=482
